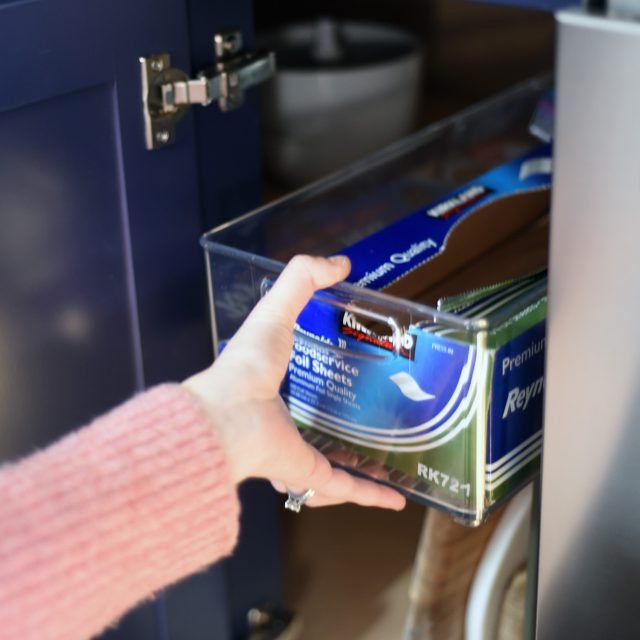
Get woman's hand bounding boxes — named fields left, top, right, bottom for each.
left=184, top=255, right=405, bottom=511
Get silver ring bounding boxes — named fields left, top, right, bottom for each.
left=284, top=488, right=315, bottom=513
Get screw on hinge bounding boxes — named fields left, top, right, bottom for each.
left=150, top=58, right=165, bottom=72
left=155, top=130, right=170, bottom=144
left=214, top=30, right=243, bottom=59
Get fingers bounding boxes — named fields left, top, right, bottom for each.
left=272, top=466, right=406, bottom=511
left=316, top=467, right=405, bottom=510
left=269, top=422, right=405, bottom=512
left=247, top=255, right=351, bottom=333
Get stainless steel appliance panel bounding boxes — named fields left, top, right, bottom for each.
left=537, top=9, right=640, bottom=639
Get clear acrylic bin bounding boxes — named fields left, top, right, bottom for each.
left=201, top=76, right=550, bottom=525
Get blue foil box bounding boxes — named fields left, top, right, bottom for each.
left=285, top=145, right=551, bottom=525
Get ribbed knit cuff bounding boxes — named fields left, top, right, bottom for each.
left=0, top=384, right=240, bottom=640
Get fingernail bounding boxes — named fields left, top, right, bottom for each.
left=328, top=255, right=350, bottom=268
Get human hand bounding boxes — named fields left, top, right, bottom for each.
left=184, top=255, right=406, bottom=511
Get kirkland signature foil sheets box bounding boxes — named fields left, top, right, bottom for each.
left=284, top=145, right=551, bottom=525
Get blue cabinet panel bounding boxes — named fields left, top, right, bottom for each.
left=0, top=84, right=137, bottom=456
left=0, top=0, right=281, bottom=638
left=0, top=0, right=113, bottom=112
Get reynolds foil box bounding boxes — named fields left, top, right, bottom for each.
left=284, top=145, right=551, bottom=525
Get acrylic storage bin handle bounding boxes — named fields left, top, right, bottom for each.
left=260, top=277, right=402, bottom=362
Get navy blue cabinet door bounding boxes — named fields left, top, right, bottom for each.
left=0, top=0, right=279, bottom=637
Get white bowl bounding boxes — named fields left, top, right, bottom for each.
left=465, top=484, right=534, bottom=640
left=259, top=20, right=424, bottom=186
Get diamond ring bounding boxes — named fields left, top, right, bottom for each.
left=284, top=488, right=315, bottom=513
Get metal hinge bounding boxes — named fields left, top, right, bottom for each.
left=140, top=30, right=276, bottom=150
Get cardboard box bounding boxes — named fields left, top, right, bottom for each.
left=285, top=145, right=551, bottom=524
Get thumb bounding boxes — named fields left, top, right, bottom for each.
left=244, top=255, right=351, bottom=334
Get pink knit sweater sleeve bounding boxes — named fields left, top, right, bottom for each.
left=0, top=384, right=241, bottom=640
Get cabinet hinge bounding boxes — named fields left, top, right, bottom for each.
left=140, top=30, right=275, bottom=150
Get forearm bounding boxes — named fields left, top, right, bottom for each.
left=0, top=384, right=240, bottom=640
